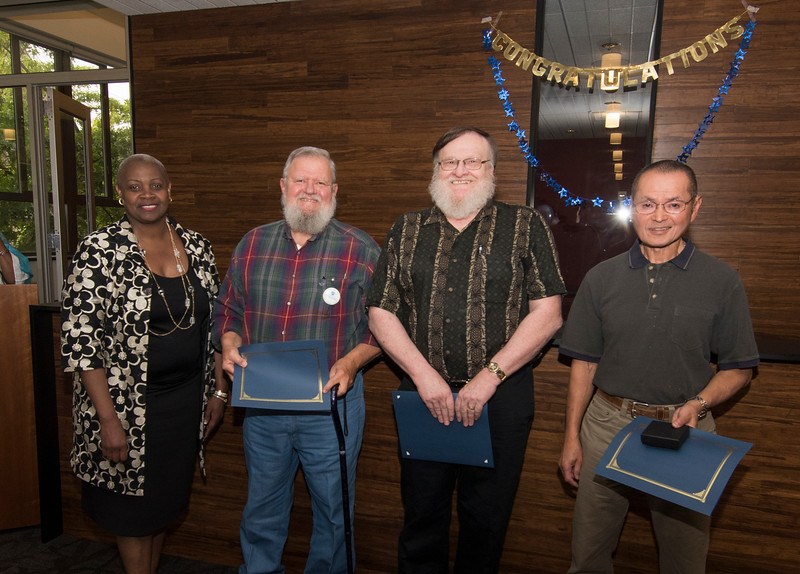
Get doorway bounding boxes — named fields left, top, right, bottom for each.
left=30, top=87, right=95, bottom=301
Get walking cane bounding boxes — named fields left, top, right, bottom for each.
left=330, top=384, right=354, bottom=574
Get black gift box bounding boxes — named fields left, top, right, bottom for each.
left=640, top=420, right=690, bottom=450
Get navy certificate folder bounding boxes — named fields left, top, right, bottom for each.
left=232, top=340, right=330, bottom=412
left=392, top=391, right=494, bottom=468
left=595, top=416, right=752, bottom=515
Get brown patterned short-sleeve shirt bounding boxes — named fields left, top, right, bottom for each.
left=367, top=201, right=565, bottom=380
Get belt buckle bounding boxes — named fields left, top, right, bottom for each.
left=631, top=400, right=649, bottom=419
left=449, top=379, right=469, bottom=389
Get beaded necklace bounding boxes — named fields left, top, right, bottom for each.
left=143, top=219, right=196, bottom=336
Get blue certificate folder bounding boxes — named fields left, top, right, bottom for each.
left=232, top=340, right=330, bottom=411
left=595, top=417, right=752, bottom=515
left=392, top=391, right=494, bottom=468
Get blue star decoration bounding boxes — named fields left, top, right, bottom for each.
left=482, top=29, right=493, bottom=49
left=677, top=19, right=757, bottom=163
left=482, top=20, right=756, bottom=208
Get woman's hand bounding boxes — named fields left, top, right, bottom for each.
left=203, top=395, right=226, bottom=440
left=99, top=415, right=128, bottom=463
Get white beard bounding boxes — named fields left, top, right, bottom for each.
left=428, top=173, right=495, bottom=220
left=282, top=194, right=337, bottom=236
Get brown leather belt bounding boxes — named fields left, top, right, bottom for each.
left=596, top=389, right=681, bottom=422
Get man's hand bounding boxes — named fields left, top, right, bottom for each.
left=324, top=355, right=358, bottom=397
left=322, top=343, right=381, bottom=397
left=416, top=376, right=455, bottom=425
left=220, top=332, right=246, bottom=377
left=559, top=435, right=583, bottom=488
left=454, top=373, right=497, bottom=427
left=671, top=400, right=702, bottom=429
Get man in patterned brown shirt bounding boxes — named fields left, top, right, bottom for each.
left=367, top=126, right=566, bottom=573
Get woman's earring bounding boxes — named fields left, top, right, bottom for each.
left=169, top=195, right=173, bottom=203
left=118, top=197, right=123, bottom=206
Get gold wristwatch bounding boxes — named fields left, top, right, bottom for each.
left=486, top=361, right=507, bottom=382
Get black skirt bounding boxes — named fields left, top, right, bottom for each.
left=82, top=272, right=207, bottom=537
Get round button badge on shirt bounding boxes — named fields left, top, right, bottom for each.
left=323, top=287, right=341, bottom=305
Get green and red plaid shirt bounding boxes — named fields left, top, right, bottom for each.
left=214, top=219, right=379, bottom=368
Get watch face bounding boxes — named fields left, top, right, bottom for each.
left=487, top=362, right=505, bottom=380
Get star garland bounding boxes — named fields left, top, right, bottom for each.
left=482, top=18, right=757, bottom=211
left=677, top=19, right=756, bottom=162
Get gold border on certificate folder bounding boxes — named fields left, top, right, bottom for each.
left=238, top=347, right=326, bottom=404
left=605, top=431, right=736, bottom=503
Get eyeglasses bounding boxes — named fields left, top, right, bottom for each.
left=632, top=198, right=694, bottom=215
left=437, top=158, right=492, bottom=172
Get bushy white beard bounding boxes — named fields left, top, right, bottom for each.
left=282, top=194, right=337, bottom=236
left=428, top=173, right=495, bottom=220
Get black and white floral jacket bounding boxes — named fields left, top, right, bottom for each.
left=61, top=216, right=219, bottom=496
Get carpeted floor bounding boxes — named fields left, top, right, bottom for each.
left=0, top=526, right=238, bottom=574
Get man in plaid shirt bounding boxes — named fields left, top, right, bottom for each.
left=214, top=146, right=380, bottom=574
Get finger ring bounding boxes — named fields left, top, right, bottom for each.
left=468, top=405, right=476, bottom=411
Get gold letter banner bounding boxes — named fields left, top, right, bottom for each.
left=481, top=13, right=757, bottom=209
left=490, top=11, right=751, bottom=91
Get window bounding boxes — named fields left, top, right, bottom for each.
left=0, top=30, right=131, bottom=255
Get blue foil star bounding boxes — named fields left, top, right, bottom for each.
left=482, top=29, right=493, bottom=49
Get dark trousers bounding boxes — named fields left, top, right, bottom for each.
left=397, top=371, right=534, bottom=574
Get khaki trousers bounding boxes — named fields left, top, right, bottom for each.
left=568, top=394, right=715, bottom=574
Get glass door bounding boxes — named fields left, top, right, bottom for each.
left=30, top=87, right=94, bottom=302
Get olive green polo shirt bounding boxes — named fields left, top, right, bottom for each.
left=560, top=240, right=759, bottom=404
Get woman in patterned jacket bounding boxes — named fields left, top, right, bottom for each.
left=61, top=154, right=225, bottom=574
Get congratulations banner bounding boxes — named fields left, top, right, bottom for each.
left=490, top=11, right=751, bottom=91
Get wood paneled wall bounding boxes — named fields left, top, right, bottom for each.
left=58, top=0, right=800, bottom=571
left=130, top=0, right=536, bottom=260
left=653, top=0, right=800, bottom=340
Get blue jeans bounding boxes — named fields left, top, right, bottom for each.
left=239, top=379, right=364, bottom=574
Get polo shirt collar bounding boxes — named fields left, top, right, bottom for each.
left=628, top=238, right=696, bottom=270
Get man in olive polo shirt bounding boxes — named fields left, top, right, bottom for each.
left=559, top=159, right=759, bottom=574
left=367, top=126, right=565, bottom=573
